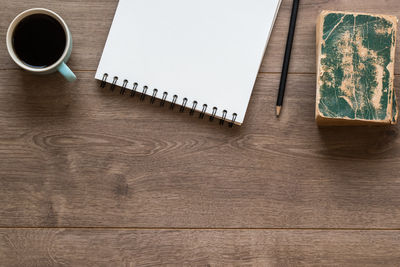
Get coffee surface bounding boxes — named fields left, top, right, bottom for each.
left=12, top=14, right=66, bottom=68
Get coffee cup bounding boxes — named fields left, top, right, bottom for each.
left=6, top=8, right=76, bottom=82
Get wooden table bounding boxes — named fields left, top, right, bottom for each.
left=1, top=0, right=400, bottom=266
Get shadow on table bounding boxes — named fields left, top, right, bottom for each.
left=317, top=125, right=399, bottom=160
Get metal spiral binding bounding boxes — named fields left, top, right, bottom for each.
left=199, top=104, right=207, bottom=119
left=229, top=113, right=237, bottom=128
left=219, top=110, right=227, bottom=126
left=140, top=86, right=148, bottom=101
left=120, top=80, right=128, bottom=95
left=150, top=89, right=158, bottom=104
left=160, top=92, right=168, bottom=107
left=130, top=83, right=138, bottom=97
left=209, top=107, right=218, bottom=122
left=189, top=101, right=197, bottom=116
left=170, top=95, right=178, bottom=110
left=100, top=73, right=108, bottom=88
left=99, top=73, right=238, bottom=127
left=110, top=76, right=118, bottom=91
left=179, top=98, right=188, bottom=113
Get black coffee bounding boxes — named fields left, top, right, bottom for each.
left=12, top=14, right=66, bottom=68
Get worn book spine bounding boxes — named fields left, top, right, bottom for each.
left=316, top=11, right=398, bottom=125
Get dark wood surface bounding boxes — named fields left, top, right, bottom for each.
left=1, top=0, right=400, bottom=265
left=1, top=229, right=400, bottom=266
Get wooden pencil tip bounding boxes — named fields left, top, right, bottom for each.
left=276, top=106, right=282, bottom=117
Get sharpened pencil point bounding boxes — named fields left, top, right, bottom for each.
left=276, top=106, right=281, bottom=117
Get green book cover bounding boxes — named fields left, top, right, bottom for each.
left=316, top=11, right=398, bottom=125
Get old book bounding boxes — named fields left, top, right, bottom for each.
left=316, top=11, right=398, bottom=126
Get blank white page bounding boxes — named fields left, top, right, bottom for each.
left=95, top=0, right=281, bottom=124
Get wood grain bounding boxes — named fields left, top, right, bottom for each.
left=2, top=0, right=400, bottom=263
left=1, top=229, right=400, bottom=266
left=1, top=71, right=400, bottom=228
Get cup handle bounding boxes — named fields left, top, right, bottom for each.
left=57, top=62, right=76, bottom=82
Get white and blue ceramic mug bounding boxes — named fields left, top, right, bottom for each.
left=6, top=8, right=76, bottom=82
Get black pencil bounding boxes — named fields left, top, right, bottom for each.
left=276, top=0, right=300, bottom=117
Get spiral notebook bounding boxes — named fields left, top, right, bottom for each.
left=95, top=0, right=282, bottom=126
